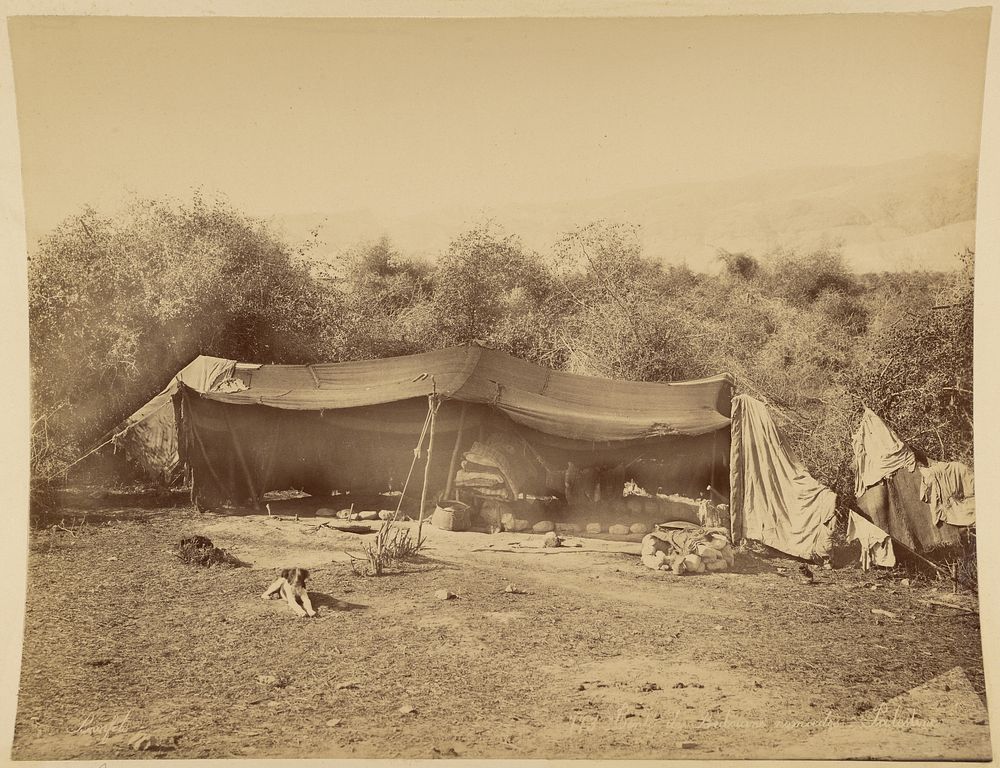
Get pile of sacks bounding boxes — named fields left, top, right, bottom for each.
left=640, top=525, right=735, bottom=574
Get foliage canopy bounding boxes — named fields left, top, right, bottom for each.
left=28, top=197, right=973, bottom=505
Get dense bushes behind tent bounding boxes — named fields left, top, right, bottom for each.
left=28, top=195, right=974, bottom=506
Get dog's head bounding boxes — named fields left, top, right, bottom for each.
left=280, top=567, right=309, bottom=589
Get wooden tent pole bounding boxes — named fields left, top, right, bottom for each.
left=417, top=394, right=440, bottom=541
left=709, top=428, right=718, bottom=496
left=443, top=401, right=468, bottom=499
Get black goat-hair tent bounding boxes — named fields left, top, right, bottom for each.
left=169, top=344, right=734, bottom=510
left=114, top=344, right=845, bottom=561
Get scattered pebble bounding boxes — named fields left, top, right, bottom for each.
left=435, top=589, right=457, bottom=601
left=325, top=718, right=342, bottom=727
left=335, top=681, right=359, bottom=690
left=678, top=741, right=698, bottom=749
left=640, top=682, right=661, bottom=692
left=398, top=704, right=417, bottom=715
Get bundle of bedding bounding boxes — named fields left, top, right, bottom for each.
left=454, top=435, right=544, bottom=500
left=640, top=525, right=735, bottom=574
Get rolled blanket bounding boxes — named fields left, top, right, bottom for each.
left=454, top=469, right=506, bottom=488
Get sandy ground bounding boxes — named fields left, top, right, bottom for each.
left=12, top=496, right=991, bottom=761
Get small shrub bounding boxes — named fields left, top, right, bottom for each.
left=352, top=523, right=424, bottom=576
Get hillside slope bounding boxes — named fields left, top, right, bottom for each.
left=277, top=152, right=978, bottom=272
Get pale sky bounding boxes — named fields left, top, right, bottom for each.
left=7, top=11, right=992, bottom=244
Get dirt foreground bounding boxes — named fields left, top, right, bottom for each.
left=13, top=499, right=991, bottom=761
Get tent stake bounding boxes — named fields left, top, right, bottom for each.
left=417, top=395, right=440, bottom=541
left=443, top=401, right=468, bottom=500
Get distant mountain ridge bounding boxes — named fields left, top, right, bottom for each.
left=275, top=152, right=978, bottom=273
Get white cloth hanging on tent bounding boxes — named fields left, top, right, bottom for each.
left=847, top=510, right=895, bottom=570
left=729, top=395, right=837, bottom=560
left=852, top=407, right=916, bottom=498
left=919, top=461, right=976, bottom=527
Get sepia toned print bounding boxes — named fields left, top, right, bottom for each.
left=7, top=8, right=992, bottom=761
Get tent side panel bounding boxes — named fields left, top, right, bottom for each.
left=729, top=395, right=835, bottom=560
left=179, top=388, right=479, bottom=508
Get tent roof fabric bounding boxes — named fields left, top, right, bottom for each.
left=196, top=345, right=733, bottom=442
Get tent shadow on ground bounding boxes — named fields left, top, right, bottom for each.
left=351, top=561, right=463, bottom=578
left=729, top=553, right=782, bottom=575
left=310, top=592, right=369, bottom=612
left=47, top=487, right=191, bottom=512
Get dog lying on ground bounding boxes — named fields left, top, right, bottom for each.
left=261, top=567, right=317, bottom=618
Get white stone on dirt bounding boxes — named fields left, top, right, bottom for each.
left=608, top=524, right=631, bottom=536
left=629, top=522, right=650, bottom=534
left=434, top=589, right=457, bottom=600
left=326, top=718, right=343, bottom=727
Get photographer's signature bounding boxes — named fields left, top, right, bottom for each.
left=69, top=710, right=134, bottom=742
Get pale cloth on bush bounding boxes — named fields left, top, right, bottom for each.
left=852, top=407, right=917, bottom=497
left=847, top=511, right=895, bottom=570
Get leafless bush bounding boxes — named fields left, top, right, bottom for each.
left=351, top=522, right=425, bottom=576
